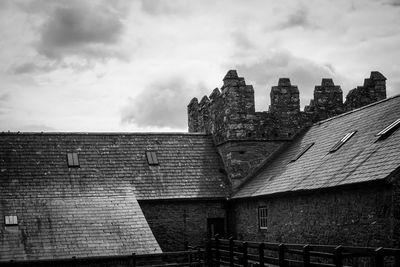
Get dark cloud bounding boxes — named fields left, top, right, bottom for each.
left=121, top=78, right=207, bottom=129
left=0, top=93, right=10, bottom=102
left=277, top=6, right=317, bottom=30
left=140, top=0, right=190, bottom=16
left=36, top=2, right=123, bottom=60
left=234, top=51, right=342, bottom=110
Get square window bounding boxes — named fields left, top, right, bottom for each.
left=146, top=151, right=159, bottom=165
left=5, top=215, right=18, bottom=226
left=258, top=207, right=268, bottom=229
left=67, top=153, right=80, bottom=167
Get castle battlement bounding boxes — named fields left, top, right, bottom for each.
left=188, top=70, right=387, bottom=188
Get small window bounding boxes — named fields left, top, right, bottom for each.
left=290, top=142, right=314, bottom=162
left=67, top=153, right=79, bottom=167
left=5, top=215, right=18, bottom=226
left=258, top=207, right=268, bottom=229
left=376, top=118, right=400, bottom=140
left=329, top=131, right=357, bottom=153
left=146, top=151, right=159, bottom=165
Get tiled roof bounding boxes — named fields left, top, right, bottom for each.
left=234, top=95, right=400, bottom=198
left=0, top=192, right=161, bottom=260
left=0, top=133, right=228, bottom=200
left=0, top=133, right=227, bottom=260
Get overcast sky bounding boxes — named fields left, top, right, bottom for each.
left=0, top=0, right=399, bottom=132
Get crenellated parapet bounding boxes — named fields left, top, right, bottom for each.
left=344, top=71, right=386, bottom=110
left=187, top=69, right=387, bottom=190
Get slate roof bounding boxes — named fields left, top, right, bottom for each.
left=234, top=95, right=400, bottom=199
left=0, top=133, right=227, bottom=260
left=0, top=133, right=228, bottom=200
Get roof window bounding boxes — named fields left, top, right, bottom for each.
left=290, top=142, right=314, bottom=162
left=67, top=153, right=80, bottom=167
left=5, top=215, right=18, bottom=226
left=329, top=131, right=357, bottom=153
left=376, top=118, right=400, bottom=140
left=146, top=151, right=159, bottom=165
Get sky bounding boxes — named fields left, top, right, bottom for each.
left=0, top=0, right=399, bottom=132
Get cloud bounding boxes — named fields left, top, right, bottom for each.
left=140, top=0, right=190, bottom=16
left=11, top=0, right=129, bottom=74
left=0, top=93, right=10, bottom=102
left=121, top=78, right=206, bottom=129
left=36, top=2, right=124, bottom=60
left=234, top=51, right=344, bottom=110
left=277, top=6, right=317, bottom=30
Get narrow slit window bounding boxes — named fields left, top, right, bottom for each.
left=376, top=118, right=400, bottom=140
left=290, top=142, right=314, bottom=162
left=67, top=153, right=80, bottom=167
left=146, top=151, right=159, bottom=165
left=5, top=215, right=18, bottom=226
left=258, top=207, right=268, bottom=229
left=329, top=131, right=357, bottom=153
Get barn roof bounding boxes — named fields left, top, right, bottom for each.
left=0, top=133, right=228, bottom=260
left=234, top=95, right=400, bottom=199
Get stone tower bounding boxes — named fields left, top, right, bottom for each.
left=313, top=78, right=343, bottom=121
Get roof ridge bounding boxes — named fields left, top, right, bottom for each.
left=313, top=94, right=400, bottom=126
left=0, top=132, right=209, bottom=136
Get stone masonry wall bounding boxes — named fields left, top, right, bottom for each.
left=139, top=200, right=227, bottom=251
left=230, top=183, right=395, bottom=247
left=188, top=70, right=387, bottom=191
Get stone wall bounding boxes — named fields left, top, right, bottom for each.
left=139, top=200, right=227, bottom=251
left=230, top=182, right=395, bottom=247
left=187, top=70, right=387, bottom=190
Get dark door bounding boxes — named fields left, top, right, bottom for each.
left=207, top=218, right=225, bottom=238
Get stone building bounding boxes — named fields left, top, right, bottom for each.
left=1, top=69, right=399, bottom=262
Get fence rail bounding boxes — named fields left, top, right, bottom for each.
left=206, top=235, right=400, bottom=267
left=1, top=250, right=204, bottom=267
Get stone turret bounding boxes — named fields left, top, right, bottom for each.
left=270, top=78, right=300, bottom=115
left=345, top=71, right=386, bottom=110
left=313, top=78, right=343, bottom=121
left=187, top=97, right=199, bottom=132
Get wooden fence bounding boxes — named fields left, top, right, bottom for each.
left=206, top=236, right=400, bottom=267
left=1, top=250, right=204, bottom=267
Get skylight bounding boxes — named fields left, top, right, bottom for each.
left=290, top=142, right=314, bottom=162
left=329, top=131, right=357, bottom=153
left=67, top=153, right=80, bottom=167
left=5, top=215, right=18, bottom=226
left=146, top=151, right=159, bottom=165
left=376, top=118, right=400, bottom=140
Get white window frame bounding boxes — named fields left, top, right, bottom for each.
left=258, top=206, right=268, bottom=230
left=5, top=215, right=18, bottom=226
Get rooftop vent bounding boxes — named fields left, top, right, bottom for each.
left=329, top=131, right=357, bottom=153
left=290, top=143, right=314, bottom=162
left=5, top=215, right=18, bottom=226
left=376, top=118, right=400, bottom=140
left=67, top=153, right=80, bottom=167
left=146, top=151, right=159, bottom=165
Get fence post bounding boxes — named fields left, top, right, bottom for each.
left=259, top=242, right=265, bottom=267
left=184, top=241, right=189, bottom=251
left=206, top=236, right=212, bottom=267
left=72, top=256, right=77, bottom=267
left=215, top=234, right=221, bottom=267
left=131, top=253, right=136, bottom=267
left=242, top=242, right=248, bottom=267
left=303, top=245, right=311, bottom=267
left=278, top=244, right=285, bottom=267
left=333, top=245, right=343, bottom=267
left=374, top=247, right=384, bottom=267
left=229, top=237, right=234, bottom=267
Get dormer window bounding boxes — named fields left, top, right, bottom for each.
left=376, top=118, right=400, bottom=140
left=67, top=153, right=80, bottom=167
left=146, top=151, right=159, bottom=165
left=329, top=131, right=357, bottom=153
left=290, top=143, right=314, bottom=162
left=5, top=215, right=18, bottom=226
